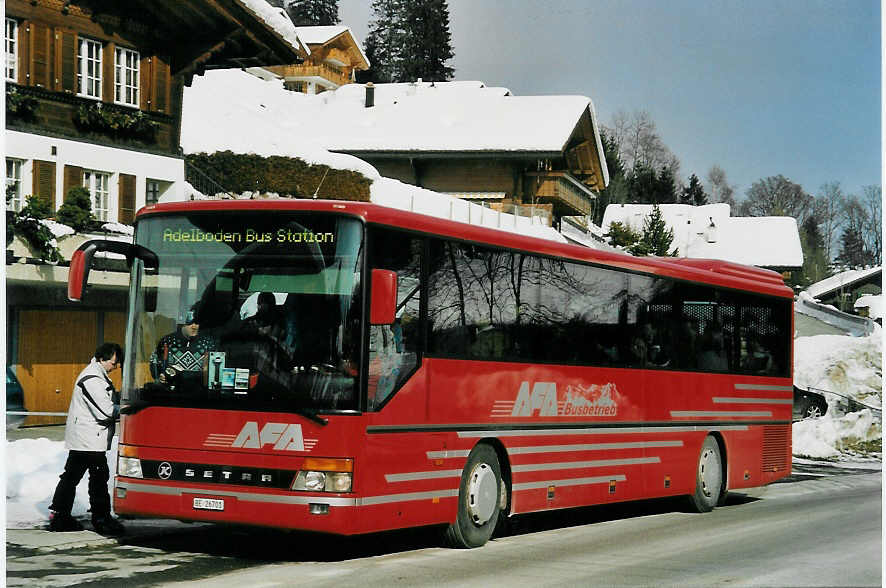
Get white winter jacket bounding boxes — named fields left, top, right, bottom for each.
left=64, top=359, right=118, bottom=451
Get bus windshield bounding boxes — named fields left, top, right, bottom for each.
left=125, top=213, right=363, bottom=414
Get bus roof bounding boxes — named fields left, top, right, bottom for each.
left=137, top=199, right=794, bottom=298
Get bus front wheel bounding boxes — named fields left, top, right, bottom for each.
left=444, top=443, right=502, bottom=548
left=687, top=436, right=723, bottom=513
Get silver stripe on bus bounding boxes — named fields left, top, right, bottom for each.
left=513, top=475, right=627, bottom=491
left=385, top=469, right=463, bottom=483
left=116, top=480, right=357, bottom=506
left=734, top=384, right=793, bottom=391
left=458, top=425, right=749, bottom=438
left=670, top=410, right=772, bottom=418
left=512, top=457, right=659, bottom=473
left=426, top=449, right=471, bottom=459
left=357, top=489, right=460, bottom=506
left=507, top=440, right=683, bottom=454
left=713, top=397, right=793, bottom=405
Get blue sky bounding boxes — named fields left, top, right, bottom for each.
left=338, top=0, right=881, bottom=201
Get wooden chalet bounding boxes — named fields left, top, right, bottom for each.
left=265, top=25, right=369, bottom=94
left=5, top=0, right=305, bottom=423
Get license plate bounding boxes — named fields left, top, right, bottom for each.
left=193, top=497, right=224, bottom=511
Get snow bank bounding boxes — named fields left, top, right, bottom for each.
left=794, top=333, right=882, bottom=408
left=792, top=410, right=881, bottom=459
left=5, top=436, right=118, bottom=528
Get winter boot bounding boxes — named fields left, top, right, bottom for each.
left=49, top=511, right=84, bottom=532
left=92, top=515, right=125, bottom=537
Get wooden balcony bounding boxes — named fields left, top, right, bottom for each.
left=524, top=171, right=596, bottom=218
left=266, top=63, right=351, bottom=88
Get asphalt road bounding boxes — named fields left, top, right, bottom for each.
left=6, top=462, right=882, bottom=587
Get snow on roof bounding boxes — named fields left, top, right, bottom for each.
left=854, top=294, right=883, bottom=320
left=806, top=266, right=882, bottom=299
left=293, top=25, right=368, bottom=67
left=181, top=69, right=378, bottom=178
left=238, top=0, right=309, bottom=57
left=183, top=69, right=598, bottom=154
left=601, top=203, right=803, bottom=268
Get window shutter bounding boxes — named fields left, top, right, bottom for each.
left=118, top=174, right=136, bottom=224
left=58, top=30, right=76, bottom=92
left=139, top=54, right=151, bottom=110
left=102, top=42, right=114, bottom=102
left=18, top=21, right=30, bottom=85
left=28, top=22, right=51, bottom=88
left=152, top=54, right=169, bottom=112
left=31, top=160, right=57, bottom=213
left=63, top=164, right=83, bottom=203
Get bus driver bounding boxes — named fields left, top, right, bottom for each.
left=150, top=304, right=218, bottom=385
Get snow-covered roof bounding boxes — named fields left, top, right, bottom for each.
left=601, top=203, right=803, bottom=268
left=184, top=69, right=603, bottom=155
left=239, top=0, right=310, bottom=57
left=854, top=294, right=883, bottom=320
left=293, top=25, right=369, bottom=68
left=806, top=266, right=882, bottom=299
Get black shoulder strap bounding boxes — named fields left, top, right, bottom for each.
left=77, top=375, right=113, bottom=420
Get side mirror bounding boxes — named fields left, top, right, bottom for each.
left=370, top=269, right=397, bottom=325
left=68, top=240, right=157, bottom=302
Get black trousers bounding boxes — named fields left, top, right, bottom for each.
left=49, top=450, right=111, bottom=518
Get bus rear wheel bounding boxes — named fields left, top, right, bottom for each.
left=687, top=436, right=723, bottom=513
left=444, top=444, right=502, bottom=548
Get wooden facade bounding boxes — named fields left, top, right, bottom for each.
left=339, top=106, right=607, bottom=227
left=266, top=27, right=368, bottom=94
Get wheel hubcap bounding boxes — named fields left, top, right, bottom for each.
left=467, top=462, right=497, bottom=525
left=699, top=447, right=721, bottom=499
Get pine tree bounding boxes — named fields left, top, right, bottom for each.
left=606, top=221, right=641, bottom=250
left=284, top=0, right=340, bottom=26
left=360, top=0, right=454, bottom=83
left=654, top=167, right=677, bottom=204
left=680, top=173, right=708, bottom=206
left=400, top=0, right=454, bottom=81
left=796, top=215, right=829, bottom=288
left=631, top=204, right=676, bottom=256
left=836, top=226, right=868, bottom=268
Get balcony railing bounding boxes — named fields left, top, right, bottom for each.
left=524, top=171, right=596, bottom=218
left=268, top=63, right=351, bottom=88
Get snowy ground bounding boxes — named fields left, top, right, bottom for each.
left=4, top=332, right=881, bottom=528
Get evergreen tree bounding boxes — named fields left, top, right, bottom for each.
left=594, top=130, right=629, bottom=225
left=284, top=0, right=340, bottom=26
left=360, top=0, right=454, bottom=83
left=400, top=0, right=454, bottom=81
left=796, top=215, right=829, bottom=288
left=680, top=173, right=708, bottom=206
left=605, top=220, right=641, bottom=250
left=631, top=204, right=676, bottom=256
left=654, top=167, right=677, bottom=204
left=56, top=186, right=95, bottom=232
left=836, top=226, right=868, bottom=268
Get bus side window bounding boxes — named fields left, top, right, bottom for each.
left=367, top=228, right=422, bottom=410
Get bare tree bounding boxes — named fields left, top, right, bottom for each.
left=705, top=165, right=736, bottom=207
left=739, top=175, right=812, bottom=223
left=604, top=110, right=680, bottom=177
left=813, top=182, right=844, bottom=262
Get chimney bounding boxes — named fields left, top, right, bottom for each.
left=365, top=82, right=375, bottom=108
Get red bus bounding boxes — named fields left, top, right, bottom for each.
left=69, top=199, right=793, bottom=548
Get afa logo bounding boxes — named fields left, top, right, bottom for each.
left=509, top=381, right=620, bottom=417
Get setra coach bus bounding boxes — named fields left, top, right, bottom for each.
left=68, top=198, right=793, bottom=548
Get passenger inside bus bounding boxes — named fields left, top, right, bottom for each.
left=698, top=322, right=729, bottom=371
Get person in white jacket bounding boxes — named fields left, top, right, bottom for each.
left=48, top=343, right=125, bottom=535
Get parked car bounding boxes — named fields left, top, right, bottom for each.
left=6, top=367, right=25, bottom=427
left=793, top=385, right=828, bottom=421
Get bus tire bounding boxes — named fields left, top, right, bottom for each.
left=444, top=443, right=502, bottom=548
left=687, top=436, right=722, bottom=513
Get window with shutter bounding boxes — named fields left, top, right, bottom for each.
left=83, top=170, right=111, bottom=221
left=114, top=47, right=139, bottom=107
left=77, top=37, right=101, bottom=99
left=6, top=158, right=24, bottom=211
left=5, top=18, right=18, bottom=83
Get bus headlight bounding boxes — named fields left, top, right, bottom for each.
left=291, top=458, right=353, bottom=493
left=118, top=456, right=143, bottom=478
